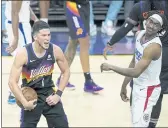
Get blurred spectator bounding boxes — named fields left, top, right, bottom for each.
left=2, top=1, right=10, bottom=56
left=39, top=1, right=50, bottom=23
left=90, top=1, right=123, bottom=36
left=2, top=1, right=7, bottom=37
left=89, top=1, right=97, bottom=36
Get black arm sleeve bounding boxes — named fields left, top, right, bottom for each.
left=108, top=2, right=141, bottom=46
left=129, top=2, right=141, bottom=22
left=108, top=21, right=134, bottom=46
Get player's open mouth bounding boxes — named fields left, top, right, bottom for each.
left=146, top=27, right=153, bottom=32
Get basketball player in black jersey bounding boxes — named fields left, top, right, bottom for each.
left=8, top=21, right=70, bottom=127
left=103, top=0, right=168, bottom=127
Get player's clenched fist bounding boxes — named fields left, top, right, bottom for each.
left=100, top=63, right=112, bottom=72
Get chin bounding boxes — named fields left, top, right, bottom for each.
left=44, top=47, right=49, bottom=50
left=43, top=45, right=49, bottom=50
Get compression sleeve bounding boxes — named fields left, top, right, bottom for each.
left=108, top=2, right=141, bottom=46
left=108, top=21, right=134, bottom=46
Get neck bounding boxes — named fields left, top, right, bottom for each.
left=144, top=33, right=157, bottom=41
left=33, top=41, right=46, bottom=55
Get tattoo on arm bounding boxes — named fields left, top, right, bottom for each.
left=64, top=40, right=78, bottom=66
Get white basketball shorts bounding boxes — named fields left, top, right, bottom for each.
left=131, top=84, right=161, bottom=127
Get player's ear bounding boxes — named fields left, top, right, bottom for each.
left=145, top=20, right=148, bottom=25
left=33, top=34, right=37, bottom=41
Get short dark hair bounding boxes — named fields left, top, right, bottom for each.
left=32, top=20, right=50, bottom=36
left=147, top=10, right=168, bottom=34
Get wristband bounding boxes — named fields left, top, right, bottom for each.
left=56, top=89, right=63, bottom=97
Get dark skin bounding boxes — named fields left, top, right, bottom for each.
left=101, top=43, right=161, bottom=77
left=101, top=16, right=162, bottom=101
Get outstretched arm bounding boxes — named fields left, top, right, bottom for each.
left=107, top=2, right=140, bottom=46
left=101, top=43, right=161, bottom=78
left=103, top=2, right=140, bottom=59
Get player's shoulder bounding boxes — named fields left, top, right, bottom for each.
left=14, top=47, right=28, bottom=64
left=17, top=43, right=32, bottom=57
left=52, top=44, right=64, bottom=59
left=16, top=47, right=27, bottom=57
left=52, top=44, right=62, bottom=51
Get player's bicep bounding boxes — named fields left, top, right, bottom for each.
left=134, top=43, right=161, bottom=74
left=54, top=45, right=69, bottom=73
left=9, top=59, right=23, bottom=84
left=128, top=3, right=141, bottom=24
left=134, top=56, right=152, bottom=74
left=9, top=49, right=27, bottom=84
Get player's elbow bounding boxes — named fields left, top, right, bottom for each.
left=131, top=69, right=141, bottom=78
left=8, top=79, right=17, bottom=91
left=133, top=73, right=140, bottom=78
left=8, top=80, right=14, bottom=91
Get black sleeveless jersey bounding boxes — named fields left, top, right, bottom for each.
left=22, top=43, right=55, bottom=89
left=129, top=1, right=168, bottom=46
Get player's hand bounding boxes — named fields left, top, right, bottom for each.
left=103, top=43, right=113, bottom=60
left=120, top=87, right=129, bottom=102
left=46, top=94, right=60, bottom=106
left=23, top=99, right=37, bottom=111
left=100, top=63, right=112, bottom=72
left=6, top=38, right=18, bottom=54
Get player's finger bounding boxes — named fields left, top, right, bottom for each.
left=46, top=98, right=53, bottom=104
left=103, top=51, right=107, bottom=60
left=109, top=47, right=113, bottom=51
left=32, top=99, right=37, bottom=106
left=121, top=94, right=129, bottom=102
left=123, top=97, right=129, bottom=102
left=47, top=100, right=54, bottom=106
left=100, top=64, right=103, bottom=72
left=6, top=47, right=11, bottom=52
left=121, top=94, right=126, bottom=101
left=46, top=95, right=52, bottom=102
left=103, top=47, right=108, bottom=60
left=6, top=47, right=13, bottom=53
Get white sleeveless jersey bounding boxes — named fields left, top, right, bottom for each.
left=5, top=1, right=30, bottom=22
left=133, top=30, right=162, bottom=87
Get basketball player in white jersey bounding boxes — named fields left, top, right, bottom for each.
left=5, top=1, right=38, bottom=104
left=100, top=13, right=165, bottom=127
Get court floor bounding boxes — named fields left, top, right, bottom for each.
left=2, top=56, right=168, bottom=127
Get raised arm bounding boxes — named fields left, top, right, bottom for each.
left=29, top=6, right=38, bottom=22
left=11, top=1, right=22, bottom=42
left=103, top=2, right=141, bottom=59
left=6, top=1, right=22, bottom=54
